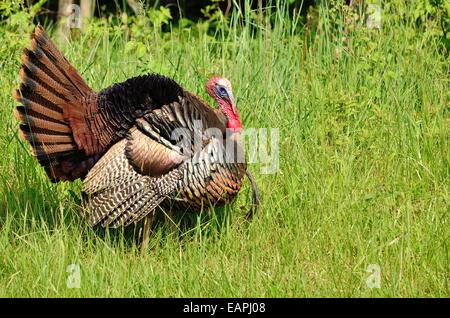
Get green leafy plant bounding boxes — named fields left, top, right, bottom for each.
left=0, top=0, right=46, bottom=71
left=412, top=0, right=450, bottom=50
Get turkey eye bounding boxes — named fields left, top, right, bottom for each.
left=216, top=86, right=228, bottom=98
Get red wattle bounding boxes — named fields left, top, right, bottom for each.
left=227, top=116, right=243, bottom=132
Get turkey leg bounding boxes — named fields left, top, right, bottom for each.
left=140, top=212, right=155, bottom=252
left=245, top=169, right=260, bottom=220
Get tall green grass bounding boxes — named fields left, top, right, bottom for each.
left=0, top=2, right=448, bottom=297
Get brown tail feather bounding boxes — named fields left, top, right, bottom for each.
left=14, top=95, right=64, bottom=121
left=33, top=143, right=77, bottom=156
left=13, top=25, right=97, bottom=181
left=32, top=26, right=92, bottom=97
left=21, top=50, right=72, bottom=97
left=20, top=131, right=73, bottom=144
left=15, top=106, right=71, bottom=133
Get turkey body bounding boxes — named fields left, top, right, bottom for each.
left=14, top=26, right=255, bottom=229
left=81, top=92, right=247, bottom=227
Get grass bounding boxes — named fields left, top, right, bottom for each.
left=0, top=4, right=448, bottom=297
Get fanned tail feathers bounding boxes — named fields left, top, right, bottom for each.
left=13, top=25, right=95, bottom=181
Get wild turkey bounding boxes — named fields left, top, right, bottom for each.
left=13, top=26, right=259, bottom=248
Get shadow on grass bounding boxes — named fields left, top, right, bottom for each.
left=1, top=170, right=248, bottom=252
left=85, top=204, right=239, bottom=251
